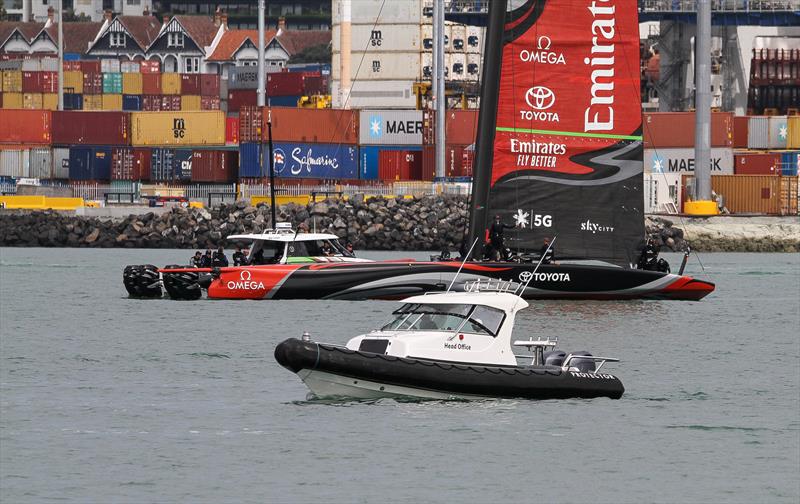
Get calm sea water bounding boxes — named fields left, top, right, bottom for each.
left=1, top=248, right=798, bottom=503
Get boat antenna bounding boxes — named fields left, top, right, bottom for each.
left=515, top=235, right=557, bottom=303
left=446, top=238, right=480, bottom=292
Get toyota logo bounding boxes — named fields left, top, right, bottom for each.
left=240, top=270, right=252, bottom=281
left=537, top=36, right=551, bottom=50
left=519, top=271, right=533, bottom=283
left=525, top=86, right=555, bottom=110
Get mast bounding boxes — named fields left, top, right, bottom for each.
left=57, top=0, right=63, bottom=111
left=433, top=0, right=445, bottom=178
left=466, top=0, right=507, bottom=257
left=257, top=0, right=266, bottom=108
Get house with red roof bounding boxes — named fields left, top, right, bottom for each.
left=86, top=11, right=162, bottom=61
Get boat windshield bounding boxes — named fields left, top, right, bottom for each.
left=380, top=303, right=505, bottom=336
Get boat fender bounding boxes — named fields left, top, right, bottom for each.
left=274, top=338, right=320, bottom=374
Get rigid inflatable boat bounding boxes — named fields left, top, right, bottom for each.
left=274, top=282, right=624, bottom=400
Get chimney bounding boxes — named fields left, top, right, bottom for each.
left=47, top=6, right=54, bottom=24
left=104, top=10, right=114, bottom=22
left=278, top=16, right=286, bottom=33
left=220, top=12, right=228, bottom=29
left=214, top=7, right=221, bottom=27
left=163, top=15, right=170, bottom=25
left=143, top=6, right=150, bottom=16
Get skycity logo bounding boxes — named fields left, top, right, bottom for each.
left=521, top=86, right=559, bottom=123
left=226, top=270, right=266, bottom=290
left=518, top=35, right=566, bottom=65
left=583, top=0, right=617, bottom=132
left=580, top=219, right=615, bottom=234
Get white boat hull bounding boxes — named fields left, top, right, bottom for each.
left=298, top=369, right=486, bottom=400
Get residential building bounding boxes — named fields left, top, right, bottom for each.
left=4, top=0, right=153, bottom=23
left=152, top=0, right=330, bottom=30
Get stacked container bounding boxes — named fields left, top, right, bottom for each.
left=747, top=48, right=799, bottom=115
left=130, top=111, right=226, bottom=147
left=643, top=112, right=735, bottom=174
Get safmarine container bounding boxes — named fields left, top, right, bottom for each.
left=238, top=143, right=264, bottom=178
left=200, top=74, right=220, bottom=96
left=733, top=152, right=780, bottom=175
left=150, top=148, right=175, bottom=181
left=102, top=73, right=123, bottom=94
left=52, top=111, right=130, bottom=145
left=29, top=147, right=53, bottom=179
left=0, top=110, right=51, bottom=144
left=359, top=110, right=424, bottom=146
left=68, top=146, right=112, bottom=180
left=190, top=149, right=238, bottom=182
left=267, top=108, right=359, bottom=144
left=779, top=151, right=799, bottom=176
left=111, top=147, right=151, bottom=180
left=172, top=149, right=193, bottom=181
left=644, top=148, right=734, bottom=174
left=0, top=148, right=29, bottom=177
left=122, top=72, right=143, bottom=95
left=643, top=112, right=733, bottom=148
left=142, top=74, right=162, bottom=94
left=123, top=95, right=141, bottom=111
left=131, top=111, right=226, bottom=146
left=270, top=142, right=358, bottom=179
left=378, top=149, right=422, bottom=180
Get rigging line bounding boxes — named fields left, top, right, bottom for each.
left=447, top=238, right=480, bottom=292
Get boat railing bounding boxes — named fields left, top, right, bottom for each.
left=563, top=354, right=621, bottom=374
left=462, top=278, right=523, bottom=294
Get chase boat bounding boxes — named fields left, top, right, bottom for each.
left=274, top=280, right=624, bottom=400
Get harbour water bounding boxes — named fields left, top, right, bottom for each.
left=1, top=249, right=798, bottom=503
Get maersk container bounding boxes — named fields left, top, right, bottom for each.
left=29, top=148, right=53, bottom=179
left=130, top=111, right=226, bottom=146
left=68, top=146, right=112, bottom=180
left=779, top=151, right=799, bottom=176
left=359, top=110, right=424, bottom=146
left=172, top=149, right=193, bottom=181
left=788, top=116, right=800, bottom=149
left=52, top=111, right=130, bottom=146
left=270, top=142, right=358, bottom=179
left=0, top=110, right=51, bottom=145
left=102, top=73, right=123, bottom=94
left=747, top=116, right=789, bottom=149
left=123, top=95, right=141, bottom=111
left=644, top=148, right=734, bottom=174
left=229, top=67, right=259, bottom=90
left=238, top=143, right=264, bottom=178
left=359, top=145, right=422, bottom=180
left=768, top=116, right=789, bottom=149
left=52, top=147, right=70, bottom=178
left=0, top=149, right=28, bottom=178
left=190, top=149, right=238, bottom=183
left=150, top=148, right=175, bottom=181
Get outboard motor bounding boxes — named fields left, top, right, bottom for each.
left=543, top=350, right=566, bottom=367
left=569, top=351, right=596, bottom=373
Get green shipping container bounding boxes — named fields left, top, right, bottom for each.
left=102, top=72, right=123, bottom=94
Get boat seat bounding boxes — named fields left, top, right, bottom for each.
left=569, top=351, right=596, bottom=373
left=543, top=350, right=566, bottom=367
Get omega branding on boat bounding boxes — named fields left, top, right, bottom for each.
left=226, top=270, right=266, bottom=290
left=518, top=36, right=566, bottom=65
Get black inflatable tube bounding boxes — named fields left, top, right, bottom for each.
left=274, top=338, right=624, bottom=400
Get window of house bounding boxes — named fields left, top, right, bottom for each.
left=168, top=32, right=185, bottom=48
left=109, top=32, right=126, bottom=47
left=183, top=56, right=200, bottom=73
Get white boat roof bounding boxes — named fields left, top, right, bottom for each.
left=226, top=232, right=340, bottom=242
left=401, top=291, right=529, bottom=312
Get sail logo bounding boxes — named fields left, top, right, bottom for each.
left=513, top=208, right=553, bottom=228
left=580, top=219, right=615, bottom=234
left=369, top=116, right=383, bottom=137
left=509, top=139, right=566, bottom=169
left=227, top=270, right=266, bottom=290
left=583, top=0, right=616, bottom=132
left=518, top=36, right=566, bottom=65
left=522, top=86, right=559, bottom=123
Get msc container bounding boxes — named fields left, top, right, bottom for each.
left=734, top=152, right=780, bottom=175
left=140, top=60, right=160, bottom=74
left=229, top=67, right=259, bottom=90
left=238, top=143, right=264, bottom=178
left=130, top=111, right=226, bottom=146
left=173, top=149, right=193, bottom=181
left=239, top=107, right=262, bottom=143
left=100, top=59, right=121, bottom=73
left=102, top=94, right=122, bottom=110
left=359, top=110, right=423, bottom=146
left=82, top=95, right=103, bottom=111
left=122, top=72, right=143, bottom=95
left=270, top=142, right=358, bottom=179
left=102, top=73, right=123, bottom=94
left=644, top=148, right=734, bottom=174
left=0, top=148, right=28, bottom=178
left=226, top=117, right=239, bottom=145
left=2, top=93, right=23, bottom=109
left=63, top=93, right=83, bottom=110
left=150, top=148, right=175, bottom=181
left=83, top=72, right=103, bottom=94
left=711, top=174, right=798, bottom=215
left=160, top=95, right=181, bottom=111
left=142, top=95, right=162, bottom=111
left=642, top=112, right=733, bottom=149
left=180, top=74, right=201, bottom=95
left=444, top=110, right=478, bottom=145
left=200, top=96, right=221, bottom=110
left=379, top=149, right=423, bottom=181
left=227, top=89, right=257, bottom=112
left=52, top=111, right=130, bottom=145
left=161, top=73, right=181, bottom=95
left=29, top=147, right=53, bottom=179
left=123, top=95, right=141, bottom=111
left=200, top=74, right=220, bottom=97
left=80, top=61, right=101, bottom=74
left=788, top=116, right=800, bottom=149
left=181, top=95, right=201, bottom=111
left=142, top=73, right=162, bottom=95
left=268, top=95, right=300, bottom=107
left=0, top=110, right=51, bottom=144
left=267, top=108, right=359, bottom=144
left=190, top=149, right=238, bottom=183
left=68, top=146, right=112, bottom=180
left=63, top=70, right=83, bottom=93
left=111, top=147, right=151, bottom=180
left=2, top=70, right=23, bottom=92
left=22, top=71, right=58, bottom=93
left=779, top=151, right=799, bottom=176
left=52, top=147, right=69, bottom=178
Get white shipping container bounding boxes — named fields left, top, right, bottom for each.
left=449, top=24, right=467, bottom=51
left=768, top=116, right=789, bottom=149
left=333, top=0, right=423, bottom=25
left=101, top=59, right=121, bottom=73
left=332, top=80, right=416, bottom=109
left=29, top=148, right=53, bottom=179
left=21, top=59, right=41, bottom=71
left=643, top=172, right=682, bottom=213
left=332, top=23, right=422, bottom=53
left=466, top=26, right=484, bottom=54
left=644, top=148, right=734, bottom=174
left=52, top=147, right=70, bottom=179
left=334, top=52, right=422, bottom=81
left=121, top=61, right=140, bottom=73
left=420, top=24, right=453, bottom=50
left=447, top=53, right=468, bottom=81
left=466, top=53, right=482, bottom=78
left=0, top=149, right=29, bottom=178
left=747, top=116, right=769, bottom=149
left=359, top=109, right=424, bottom=145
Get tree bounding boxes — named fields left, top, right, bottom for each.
left=0, top=0, right=8, bottom=22
left=289, top=44, right=331, bottom=65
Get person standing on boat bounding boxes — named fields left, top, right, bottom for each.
left=233, top=245, right=248, bottom=266
left=212, top=246, right=229, bottom=267
left=200, top=249, right=213, bottom=268
left=488, top=214, right=515, bottom=261
left=637, top=238, right=659, bottom=270
left=539, top=237, right=555, bottom=264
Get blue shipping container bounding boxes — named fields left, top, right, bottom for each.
left=268, top=95, right=300, bottom=107
left=271, top=143, right=358, bottom=179
left=239, top=143, right=264, bottom=178
left=122, top=95, right=141, bottom=111
left=359, top=145, right=423, bottom=180
left=173, top=149, right=193, bottom=181
left=63, top=93, right=83, bottom=110
left=150, top=148, right=175, bottom=181
left=68, top=146, right=112, bottom=181
left=780, top=151, right=799, bottom=176
left=286, top=63, right=331, bottom=75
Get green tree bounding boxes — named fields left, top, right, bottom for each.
left=289, top=44, right=331, bottom=65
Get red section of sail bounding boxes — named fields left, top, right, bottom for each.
left=492, top=0, right=642, bottom=184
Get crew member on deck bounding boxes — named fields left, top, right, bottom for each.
left=190, top=251, right=202, bottom=267
left=539, top=237, right=555, bottom=265
left=200, top=249, right=213, bottom=267
left=321, top=241, right=333, bottom=256
left=638, top=237, right=659, bottom=270
left=212, top=246, right=229, bottom=267
left=233, top=245, right=248, bottom=266
left=345, top=242, right=355, bottom=257
left=489, top=214, right=515, bottom=261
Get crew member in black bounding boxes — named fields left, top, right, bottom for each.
left=488, top=214, right=515, bottom=261
left=321, top=241, right=333, bottom=256
left=345, top=242, right=355, bottom=257
left=637, top=238, right=659, bottom=270
left=233, top=245, right=248, bottom=266
left=200, top=249, right=213, bottom=267
left=190, top=251, right=202, bottom=267
left=539, top=237, right=555, bottom=264
left=212, top=246, right=229, bottom=267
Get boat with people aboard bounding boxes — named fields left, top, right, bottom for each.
left=274, top=280, right=624, bottom=400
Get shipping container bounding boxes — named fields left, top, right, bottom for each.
left=102, top=94, right=122, bottom=110
left=142, top=95, right=161, bottom=111
left=267, top=72, right=306, bottom=96
left=150, top=148, right=175, bottom=181
left=0, top=110, right=51, bottom=144
left=200, top=74, right=220, bottom=97
left=789, top=116, right=800, bottom=149
left=80, top=60, right=101, bottom=74
left=332, top=23, right=421, bottom=53
left=123, top=95, right=141, bottom=111
left=644, top=148, right=734, bottom=174
left=359, top=109, right=423, bottom=146
left=121, top=61, right=140, bottom=74
left=268, top=95, right=300, bottom=107
left=22, top=71, right=58, bottom=93
left=190, top=149, right=238, bottom=183
left=111, top=147, right=151, bottom=180
left=42, top=93, right=58, bottom=110
left=238, top=143, right=264, bottom=178
left=82, top=94, right=103, bottom=111
left=239, top=106, right=262, bottom=143
left=102, top=73, right=123, bottom=94
left=200, top=95, right=220, bottom=110
left=359, top=145, right=422, bottom=180
left=63, top=70, right=83, bottom=93
left=444, top=110, right=478, bottom=145
left=710, top=175, right=798, bottom=215
left=52, top=111, right=130, bottom=145
left=2, top=70, right=22, bottom=92
left=82, top=72, right=103, bottom=95
left=22, top=93, right=42, bottom=109
left=0, top=148, right=28, bottom=178
left=180, top=74, right=201, bottom=95
left=269, top=142, right=359, bottom=179
left=52, top=147, right=69, bottom=178
left=63, top=93, right=83, bottom=110
left=226, top=117, right=239, bottom=145
left=229, top=67, right=259, bottom=90
left=341, top=51, right=422, bottom=80
left=122, top=72, right=143, bottom=95
left=779, top=151, right=800, bottom=176
left=422, top=143, right=471, bottom=178
left=142, top=73, right=161, bottom=95
left=62, top=61, right=81, bottom=72
left=268, top=108, right=359, bottom=144
left=68, top=146, right=112, bottom=180
left=161, top=73, right=181, bottom=95
left=227, top=89, right=257, bottom=112
left=100, top=59, right=121, bottom=73
left=303, top=75, right=328, bottom=95
left=747, top=116, right=789, bottom=149
left=160, top=95, right=181, bottom=111
left=181, top=95, right=201, bottom=111
left=642, top=112, right=734, bottom=149
left=130, top=111, right=226, bottom=146
left=733, top=116, right=749, bottom=149
left=378, top=149, right=422, bottom=181
left=733, top=151, right=780, bottom=175
left=29, top=147, right=52, bottom=179
left=1, top=92, right=22, bottom=108
left=140, top=60, right=160, bottom=74
left=173, top=149, right=193, bottom=181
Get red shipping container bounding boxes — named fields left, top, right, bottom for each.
left=643, top=112, right=734, bottom=148
left=22, top=71, right=58, bottom=93
left=421, top=145, right=467, bottom=179
left=111, top=147, right=151, bottom=180
left=733, top=152, right=780, bottom=175
left=142, top=73, right=162, bottom=95
left=445, top=110, right=478, bottom=145
left=201, top=96, right=221, bottom=110
left=265, top=108, right=359, bottom=144
left=0, top=110, right=51, bottom=144
left=267, top=72, right=305, bottom=96
left=142, top=95, right=162, bottom=111
left=190, top=149, right=238, bottom=182
left=378, top=150, right=422, bottom=181
left=302, top=75, right=328, bottom=95
left=161, top=95, right=181, bottom=111
left=733, top=116, right=749, bottom=148
left=140, top=60, right=160, bottom=74
left=180, top=73, right=201, bottom=95
left=83, top=72, right=103, bottom=94
left=51, top=111, right=130, bottom=145
left=239, top=106, right=262, bottom=143
left=462, top=146, right=475, bottom=177
left=228, top=89, right=258, bottom=113
left=63, top=61, right=81, bottom=72
left=200, top=74, right=220, bottom=97
left=80, top=60, right=101, bottom=74
left=226, top=117, right=239, bottom=145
